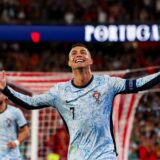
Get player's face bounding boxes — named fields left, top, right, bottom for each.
left=68, top=46, right=93, bottom=69
left=0, top=93, right=6, bottom=105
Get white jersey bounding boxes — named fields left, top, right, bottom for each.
left=0, top=105, right=27, bottom=160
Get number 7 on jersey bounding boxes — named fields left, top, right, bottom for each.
left=70, top=107, right=75, bottom=120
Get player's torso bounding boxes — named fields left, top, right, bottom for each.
left=0, top=106, right=21, bottom=159
left=54, top=76, right=117, bottom=160
left=0, top=106, right=17, bottom=144
left=56, top=76, right=114, bottom=130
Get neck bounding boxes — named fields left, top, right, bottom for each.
left=72, top=67, right=93, bottom=87
left=0, top=102, right=7, bottom=113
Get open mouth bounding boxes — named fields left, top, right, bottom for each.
left=75, top=59, right=85, bottom=63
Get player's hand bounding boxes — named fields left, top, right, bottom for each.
left=0, top=70, right=7, bottom=91
left=7, top=142, right=17, bottom=149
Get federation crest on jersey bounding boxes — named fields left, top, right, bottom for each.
left=92, top=91, right=101, bottom=102
left=5, top=118, right=12, bottom=127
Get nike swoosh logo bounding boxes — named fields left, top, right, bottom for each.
left=66, top=99, right=77, bottom=103
left=66, top=89, right=95, bottom=103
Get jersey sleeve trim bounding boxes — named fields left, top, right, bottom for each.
left=19, top=123, right=28, bottom=129
left=2, top=86, right=50, bottom=110
left=120, top=72, right=160, bottom=94
left=124, top=79, right=137, bottom=93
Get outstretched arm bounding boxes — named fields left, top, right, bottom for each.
left=0, top=71, right=57, bottom=110
left=2, top=86, right=56, bottom=109
left=121, top=71, right=160, bottom=94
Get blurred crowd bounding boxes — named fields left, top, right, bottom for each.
left=0, top=0, right=160, bottom=72
left=0, top=41, right=160, bottom=72
left=45, top=127, right=69, bottom=160
left=1, top=0, right=160, bottom=24
left=129, top=93, right=160, bottom=160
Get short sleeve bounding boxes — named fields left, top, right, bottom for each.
left=15, top=108, right=27, bottom=128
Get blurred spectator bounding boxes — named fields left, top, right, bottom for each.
left=46, top=127, right=69, bottom=160
left=129, top=93, right=160, bottom=160
left=0, top=0, right=160, bottom=24
left=0, top=41, right=159, bottom=72
left=64, top=11, right=75, bottom=24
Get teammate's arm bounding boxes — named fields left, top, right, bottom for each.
left=7, top=125, right=30, bottom=149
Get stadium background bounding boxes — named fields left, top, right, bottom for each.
left=0, top=0, right=160, bottom=160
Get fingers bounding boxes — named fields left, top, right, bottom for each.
left=0, top=70, right=7, bottom=90
left=2, top=70, right=6, bottom=80
left=7, top=142, right=17, bottom=149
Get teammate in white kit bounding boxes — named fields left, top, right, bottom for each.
left=0, top=93, right=30, bottom=160
left=0, top=43, right=160, bottom=160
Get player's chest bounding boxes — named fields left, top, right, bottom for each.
left=59, top=88, right=110, bottom=120
left=0, top=113, right=15, bottom=128
left=64, top=88, right=105, bottom=105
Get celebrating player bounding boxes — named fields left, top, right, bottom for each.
left=0, top=43, right=159, bottom=160
left=0, top=93, right=30, bottom=160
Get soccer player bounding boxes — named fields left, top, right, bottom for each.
left=0, top=43, right=160, bottom=160
left=0, top=93, right=30, bottom=160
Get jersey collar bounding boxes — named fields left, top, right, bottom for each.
left=71, top=75, right=94, bottom=89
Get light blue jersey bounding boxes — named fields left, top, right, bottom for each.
left=0, top=105, right=27, bottom=160
left=5, top=75, right=126, bottom=160
left=3, top=72, right=160, bottom=160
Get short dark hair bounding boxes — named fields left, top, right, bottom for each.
left=71, top=43, right=88, bottom=50
left=69, top=43, right=91, bottom=57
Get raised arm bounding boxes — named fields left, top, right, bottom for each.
left=2, top=86, right=57, bottom=109
left=110, top=71, right=160, bottom=94
left=121, top=71, right=160, bottom=94
left=0, top=71, right=57, bottom=110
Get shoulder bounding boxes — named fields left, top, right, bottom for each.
left=94, top=74, right=111, bottom=83
left=6, top=105, right=25, bottom=120
left=7, top=105, right=22, bottom=114
left=57, top=81, right=71, bottom=88
left=49, top=81, right=71, bottom=93
left=94, top=74, right=124, bottom=86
